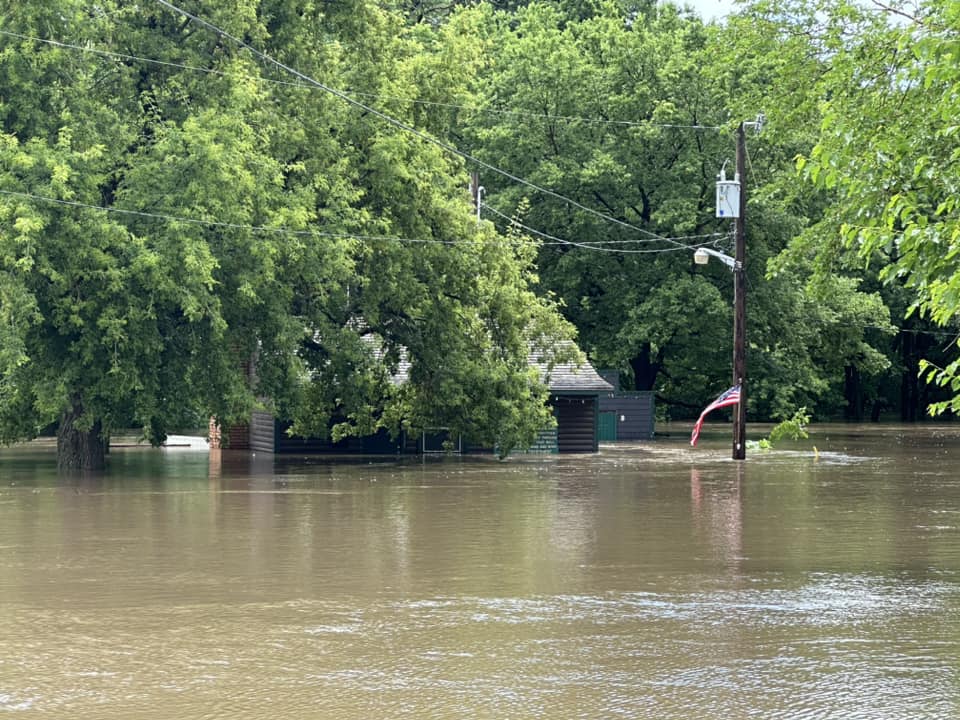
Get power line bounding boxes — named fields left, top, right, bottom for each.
left=14, top=181, right=951, bottom=335
left=481, top=204, right=730, bottom=253
left=484, top=204, right=729, bottom=243
left=0, top=188, right=458, bottom=245
left=3, top=14, right=725, bottom=252
left=0, top=29, right=237, bottom=78
left=1, top=188, right=729, bottom=256
left=862, top=323, right=960, bottom=341
left=745, top=141, right=765, bottom=189
left=4, top=22, right=721, bottom=249
left=0, top=29, right=721, bottom=131
left=147, top=0, right=695, bottom=247
left=0, top=30, right=323, bottom=87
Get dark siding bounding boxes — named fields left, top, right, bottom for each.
left=402, top=431, right=419, bottom=454
left=276, top=423, right=355, bottom=453
left=599, top=392, right=655, bottom=440
left=275, top=425, right=403, bottom=454
left=362, top=429, right=403, bottom=454
left=249, top=411, right=275, bottom=452
left=555, top=396, right=598, bottom=453
left=276, top=430, right=340, bottom=453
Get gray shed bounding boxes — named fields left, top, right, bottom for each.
left=596, top=369, right=656, bottom=441
left=532, top=345, right=614, bottom=453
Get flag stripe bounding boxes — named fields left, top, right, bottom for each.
left=690, top=385, right=741, bottom=447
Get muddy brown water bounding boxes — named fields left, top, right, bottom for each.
left=1, top=424, right=958, bottom=718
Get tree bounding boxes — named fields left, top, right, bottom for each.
left=703, top=0, right=903, bottom=420
left=0, top=0, right=575, bottom=468
left=0, top=1, right=337, bottom=468
left=460, top=2, right=738, bottom=406
left=789, top=0, right=960, bottom=414
left=454, top=0, right=916, bottom=422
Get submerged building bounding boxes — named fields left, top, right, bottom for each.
left=211, top=344, right=613, bottom=455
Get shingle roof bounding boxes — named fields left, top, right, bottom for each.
left=529, top=342, right=614, bottom=394
left=363, top=335, right=611, bottom=394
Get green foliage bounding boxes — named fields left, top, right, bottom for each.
left=6, top=0, right=960, bottom=469
left=793, top=0, right=960, bottom=414
left=458, top=0, right=906, bottom=422
left=0, top=0, right=575, bottom=464
left=462, top=2, right=737, bottom=406
left=920, top=353, right=960, bottom=416
left=768, top=406, right=810, bottom=444
left=747, top=406, right=809, bottom=452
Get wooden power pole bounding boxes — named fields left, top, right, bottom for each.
left=732, top=122, right=747, bottom=460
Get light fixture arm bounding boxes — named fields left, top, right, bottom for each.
left=694, top=247, right=740, bottom=271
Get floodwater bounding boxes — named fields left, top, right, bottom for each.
left=1, top=425, right=958, bottom=719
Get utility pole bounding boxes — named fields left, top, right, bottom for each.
left=732, top=122, right=747, bottom=460
left=703, top=114, right=760, bottom=458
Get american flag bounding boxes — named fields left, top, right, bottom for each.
left=690, top=385, right=741, bottom=447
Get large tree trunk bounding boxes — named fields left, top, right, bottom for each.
left=629, top=343, right=661, bottom=392
left=57, top=404, right=107, bottom=471
left=844, top=365, right=863, bottom=422
left=900, top=327, right=919, bottom=422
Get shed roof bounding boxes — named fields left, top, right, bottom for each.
left=367, top=336, right=611, bottom=394
left=529, top=340, right=613, bottom=394
left=531, top=352, right=613, bottom=394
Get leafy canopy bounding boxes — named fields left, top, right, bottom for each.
left=0, top=0, right=575, bottom=463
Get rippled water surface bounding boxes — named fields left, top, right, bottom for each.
left=1, top=425, right=959, bottom=718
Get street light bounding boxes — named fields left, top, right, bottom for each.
left=693, top=241, right=745, bottom=459
left=694, top=247, right=738, bottom=270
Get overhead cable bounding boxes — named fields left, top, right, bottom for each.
left=0, top=188, right=562, bottom=247
left=148, top=0, right=692, bottom=247
left=1, top=188, right=727, bottom=254
left=481, top=204, right=730, bottom=253
left=0, top=188, right=436, bottom=244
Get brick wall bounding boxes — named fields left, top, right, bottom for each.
left=208, top=418, right=250, bottom=449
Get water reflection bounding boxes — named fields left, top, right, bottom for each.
left=1, top=427, right=959, bottom=718
left=690, top=465, right=743, bottom=572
